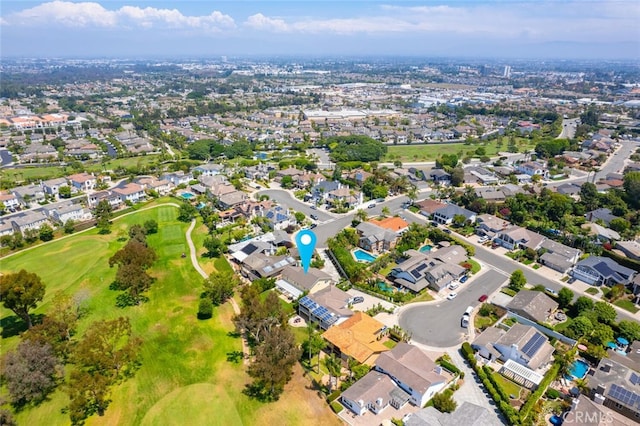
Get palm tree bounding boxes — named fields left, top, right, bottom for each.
left=324, top=353, right=342, bottom=392
left=355, top=209, right=368, bottom=222
left=381, top=206, right=390, bottom=217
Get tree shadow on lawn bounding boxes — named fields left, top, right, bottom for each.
left=1, top=314, right=44, bottom=338
left=226, top=350, right=245, bottom=363
left=227, top=330, right=241, bottom=339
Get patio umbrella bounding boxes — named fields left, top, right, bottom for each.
left=577, top=344, right=588, bottom=351
left=606, top=342, right=617, bottom=349
left=617, top=337, right=630, bottom=345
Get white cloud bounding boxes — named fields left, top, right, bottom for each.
left=245, top=13, right=289, bottom=32
left=6, top=1, right=235, bottom=31
left=244, top=2, right=639, bottom=42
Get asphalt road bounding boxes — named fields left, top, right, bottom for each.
left=258, top=188, right=425, bottom=247
left=558, top=118, right=580, bottom=139
left=399, top=269, right=508, bottom=348
left=0, top=149, right=14, bottom=167
left=257, top=189, right=335, bottom=221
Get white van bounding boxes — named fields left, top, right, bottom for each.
left=461, top=306, right=474, bottom=328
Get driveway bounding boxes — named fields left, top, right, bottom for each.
left=398, top=269, right=508, bottom=348
left=346, top=288, right=397, bottom=313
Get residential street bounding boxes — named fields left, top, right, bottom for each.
left=398, top=269, right=507, bottom=348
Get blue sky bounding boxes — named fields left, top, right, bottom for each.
left=1, top=1, right=639, bottom=59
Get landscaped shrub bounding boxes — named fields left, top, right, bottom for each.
left=197, top=298, right=213, bottom=320
left=461, top=342, right=473, bottom=357
left=546, top=388, right=560, bottom=399
left=432, top=391, right=457, bottom=413
left=438, top=360, right=462, bottom=378
left=330, top=401, right=343, bottom=413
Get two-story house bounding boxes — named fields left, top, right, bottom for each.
left=67, top=173, right=97, bottom=192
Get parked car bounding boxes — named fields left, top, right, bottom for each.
left=352, top=296, right=364, bottom=304
left=310, top=224, right=317, bottom=229
left=478, top=236, right=489, bottom=243
left=460, top=275, right=468, bottom=283
left=368, top=203, right=376, bottom=209
left=310, top=214, right=319, bottom=220
left=478, top=294, right=488, bottom=302
left=446, top=292, right=458, bottom=300
left=443, top=228, right=452, bottom=234
left=310, top=205, right=317, bottom=210
left=449, top=282, right=460, bottom=290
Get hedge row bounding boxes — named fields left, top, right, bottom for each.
left=519, top=362, right=561, bottom=421
left=460, top=343, right=521, bottom=425
left=438, top=359, right=464, bottom=379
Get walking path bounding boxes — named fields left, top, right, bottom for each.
left=185, top=219, right=249, bottom=365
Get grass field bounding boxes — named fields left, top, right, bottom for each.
left=384, top=137, right=536, bottom=162
left=0, top=204, right=339, bottom=426
left=0, top=155, right=164, bottom=183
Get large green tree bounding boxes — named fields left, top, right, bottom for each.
left=327, top=135, right=387, bottom=162
left=203, top=270, right=239, bottom=305
left=508, top=270, right=526, bottom=292
left=94, top=200, right=113, bottom=234
left=0, top=269, right=46, bottom=328
left=557, top=288, right=574, bottom=309
left=109, top=234, right=157, bottom=305
left=623, top=171, right=640, bottom=207
left=246, top=325, right=300, bottom=401
left=69, top=317, right=141, bottom=424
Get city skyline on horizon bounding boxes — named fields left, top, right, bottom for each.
left=1, top=1, right=639, bottom=60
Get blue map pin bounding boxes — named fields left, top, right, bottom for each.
left=296, top=229, right=317, bottom=274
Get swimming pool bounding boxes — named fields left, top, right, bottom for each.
left=419, top=244, right=432, bottom=253
left=567, top=359, right=589, bottom=380
left=353, top=249, right=377, bottom=263
left=181, top=192, right=195, bottom=200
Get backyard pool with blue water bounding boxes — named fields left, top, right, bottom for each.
left=419, top=244, right=432, bottom=253
left=180, top=192, right=195, bottom=200
left=566, top=359, right=589, bottom=380
left=353, top=249, right=377, bottom=263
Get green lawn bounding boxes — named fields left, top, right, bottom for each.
left=0, top=155, right=165, bottom=184
left=492, top=372, right=523, bottom=399
left=467, top=259, right=481, bottom=274
left=614, top=299, right=640, bottom=313
left=1, top=205, right=338, bottom=426
left=385, top=137, right=536, bottom=162
left=475, top=315, right=498, bottom=331
left=409, top=291, right=435, bottom=303
left=383, top=340, right=398, bottom=349
left=585, top=287, right=599, bottom=295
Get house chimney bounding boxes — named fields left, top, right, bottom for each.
left=594, top=393, right=605, bottom=405
left=510, top=344, right=519, bottom=359
left=376, top=398, right=383, bottom=406
left=603, top=363, right=612, bottom=373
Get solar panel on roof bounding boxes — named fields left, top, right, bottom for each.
left=631, top=372, right=640, bottom=385
left=522, top=333, right=545, bottom=358
left=410, top=269, right=421, bottom=278
left=416, top=264, right=427, bottom=272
